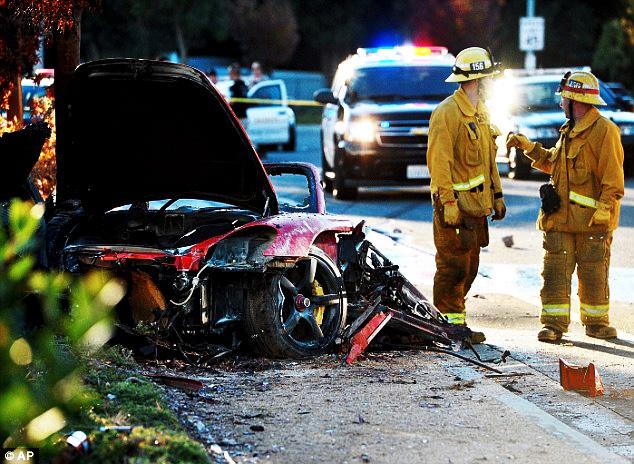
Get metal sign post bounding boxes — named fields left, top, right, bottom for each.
left=519, top=0, right=544, bottom=71
left=520, top=16, right=544, bottom=70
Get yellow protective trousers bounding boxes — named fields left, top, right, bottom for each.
left=540, top=231, right=612, bottom=332
left=432, top=207, right=489, bottom=324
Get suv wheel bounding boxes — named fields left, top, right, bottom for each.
left=283, top=124, right=297, bottom=151
left=332, top=149, right=357, bottom=200
left=320, top=141, right=333, bottom=192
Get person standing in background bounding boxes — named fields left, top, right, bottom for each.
left=427, top=47, right=506, bottom=344
left=228, top=63, right=249, bottom=122
left=248, top=61, right=268, bottom=87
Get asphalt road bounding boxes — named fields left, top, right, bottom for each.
left=254, top=125, right=634, bottom=462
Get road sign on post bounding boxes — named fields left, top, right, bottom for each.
left=519, top=16, right=545, bottom=51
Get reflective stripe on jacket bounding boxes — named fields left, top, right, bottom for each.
left=569, top=190, right=598, bottom=209
left=428, top=88, right=503, bottom=217
left=524, top=107, right=624, bottom=232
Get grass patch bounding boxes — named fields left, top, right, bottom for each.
left=73, top=346, right=210, bottom=464
left=294, top=105, right=322, bottom=125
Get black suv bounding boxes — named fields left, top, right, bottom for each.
left=313, top=46, right=457, bottom=199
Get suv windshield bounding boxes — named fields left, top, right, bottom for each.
left=345, top=65, right=456, bottom=103
left=510, top=80, right=618, bottom=114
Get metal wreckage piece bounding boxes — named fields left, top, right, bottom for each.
left=110, top=221, right=473, bottom=365
left=337, top=223, right=473, bottom=364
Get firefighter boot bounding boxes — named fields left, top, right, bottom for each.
left=467, top=330, right=486, bottom=344
left=537, top=326, right=563, bottom=342
left=585, top=325, right=617, bottom=339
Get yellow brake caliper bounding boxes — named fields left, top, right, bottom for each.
left=312, top=279, right=325, bottom=325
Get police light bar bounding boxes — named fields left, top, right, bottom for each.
left=357, top=46, right=450, bottom=59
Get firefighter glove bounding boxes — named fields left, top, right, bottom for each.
left=506, top=133, right=536, bottom=153
left=492, top=198, right=506, bottom=221
left=443, top=201, right=461, bottom=226
left=588, top=203, right=611, bottom=227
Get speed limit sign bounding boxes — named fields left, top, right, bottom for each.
left=519, top=16, right=545, bottom=51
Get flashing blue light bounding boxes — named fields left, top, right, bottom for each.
left=381, top=121, right=390, bottom=128
left=370, top=31, right=406, bottom=48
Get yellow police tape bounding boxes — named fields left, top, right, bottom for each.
left=229, top=97, right=323, bottom=107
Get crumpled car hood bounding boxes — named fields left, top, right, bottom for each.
left=57, top=59, right=276, bottom=215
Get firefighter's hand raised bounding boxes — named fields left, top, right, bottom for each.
left=443, top=201, right=460, bottom=227
left=506, top=133, right=535, bottom=153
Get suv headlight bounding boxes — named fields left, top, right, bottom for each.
left=346, top=119, right=376, bottom=143
left=618, top=124, right=634, bottom=136
left=523, top=126, right=559, bottom=140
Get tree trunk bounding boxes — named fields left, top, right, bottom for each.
left=53, top=6, right=82, bottom=198
left=7, top=28, right=24, bottom=125
left=6, top=71, right=23, bottom=125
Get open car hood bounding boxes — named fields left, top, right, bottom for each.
left=57, top=59, right=277, bottom=214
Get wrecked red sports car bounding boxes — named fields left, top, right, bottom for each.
left=46, top=59, right=354, bottom=359
left=44, top=59, right=469, bottom=362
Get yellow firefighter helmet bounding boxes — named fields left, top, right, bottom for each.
left=445, top=47, right=500, bottom=83
left=557, top=71, right=606, bottom=105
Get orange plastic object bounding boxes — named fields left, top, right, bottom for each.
left=345, top=311, right=393, bottom=365
left=559, top=358, right=605, bottom=397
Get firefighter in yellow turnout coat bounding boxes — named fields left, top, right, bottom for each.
left=428, top=47, right=506, bottom=344
left=507, top=71, right=624, bottom=341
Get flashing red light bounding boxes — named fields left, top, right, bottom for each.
left=359, top=45, right=449, bottom=59
left=412, top=46, right=449, bottom=56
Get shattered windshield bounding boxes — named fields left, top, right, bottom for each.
left=111, top=199, right=241, bottom=212
left=345, top=65, right=456, bottom=103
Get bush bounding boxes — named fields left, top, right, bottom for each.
left=1, top=200, right=210, bottom=463
left=0, top=199, right=120, bottom=455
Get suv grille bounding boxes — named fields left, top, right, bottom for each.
left=376, top=115, right=430, bottom=148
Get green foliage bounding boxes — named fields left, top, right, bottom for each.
left=80, top=362, right=209, bottom=463
left=0, top=199, right=119, bottom=452
left=1, top=200, right=208, bottom=462
left=88, top=426, right=210, bottom=464
left=593, top=19, right=632, bottom=84
left=86, top=372, right=179, bottom=428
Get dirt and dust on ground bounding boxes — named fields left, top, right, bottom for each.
left=122, top=221, right=634, bottom=464
left=136, top=289, right=634, bottom=464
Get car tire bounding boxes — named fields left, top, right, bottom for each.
left=332, top=149, right=358, bottom=200
left=244, top=246, right=347, bottom=359
left=508, top=147, right=531, bottom=180
left=320, top=144, right=334, bottom=192
left=283, top=124, right=297, bottom=151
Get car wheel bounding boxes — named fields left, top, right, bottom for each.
left=508, top=147, right=531, bottom=180
left=245, top=246, right=347, bottom=358
left=332, top=149, right=358, bottom=200
left=282, top=124, right=297, bottom=151
left=320, top=145, right=334, bottom=192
